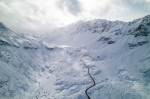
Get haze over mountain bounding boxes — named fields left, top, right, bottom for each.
left=0, top=15, right=150, bottom=99
left=0, top=0, right=150, bottom=34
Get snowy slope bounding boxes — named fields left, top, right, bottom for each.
left=0, top=15, right=150, bottom=99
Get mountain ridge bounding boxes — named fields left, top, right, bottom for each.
left=0, top=15, right=150, bottom=99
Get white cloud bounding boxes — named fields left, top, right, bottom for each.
left=0, top=0, right=150, bottom=34
left=57, top=0, right=82, bottom=16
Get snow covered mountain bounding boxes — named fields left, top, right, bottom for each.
left=0, top=15, right=150, bottom=99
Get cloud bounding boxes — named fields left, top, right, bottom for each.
left=109, top=0, right=150, bottom=21
left=0, top=0, right=150, bottom=34
left=119, top=0, right=150, bottom=11
left=57, top=0, right=82, bottom=16
left=0, top=0, right=65, bottom=34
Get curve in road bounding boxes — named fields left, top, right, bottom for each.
left=81, top=60, right=96, bottom=99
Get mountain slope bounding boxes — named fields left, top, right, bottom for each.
left=0, top=15, right=150, bottom=99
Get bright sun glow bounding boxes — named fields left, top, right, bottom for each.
left=0, top=0, right=150, bottom=33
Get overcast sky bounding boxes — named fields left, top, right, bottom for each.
left=0, top=0, right=150, bottom=34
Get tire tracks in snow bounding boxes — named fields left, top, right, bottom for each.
left=81, top=60, right=96, bottom=99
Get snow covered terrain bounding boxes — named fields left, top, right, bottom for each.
left=0, top=15, right=150, bottom=99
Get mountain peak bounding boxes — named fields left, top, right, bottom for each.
left=141, top=15, right=150, bottom=23
left=0, top=22, right=8, bottom=31
left=143, top=15, right=150, bottom=19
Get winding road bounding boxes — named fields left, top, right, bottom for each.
left=81, top=60, right=96, bottom=99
